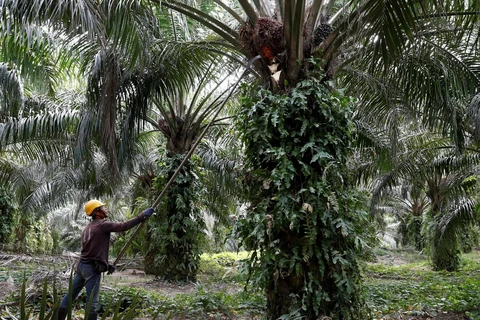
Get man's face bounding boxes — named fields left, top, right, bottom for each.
left=98, top=206, right=109, bottom=218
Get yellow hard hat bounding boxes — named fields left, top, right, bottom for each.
left=84, top=199, right=106, bottom=216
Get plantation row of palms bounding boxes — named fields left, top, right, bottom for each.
left=0, top=0, right=480, bottom=318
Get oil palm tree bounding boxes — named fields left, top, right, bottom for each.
left=363, top=126, right=480, bottom=271
left=424, top=153, right=480, bottom=271
left=0, top=4, right=129, bottom=244
left=374, top=184, right=431, bottom=250
left=112, top=115, right=243, bottom=275
left=150, top=0, right=480, bottom=318
left=129, top=65, right=241, bottom=280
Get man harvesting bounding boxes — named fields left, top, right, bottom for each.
left=57, top=200, right=154, bottom=320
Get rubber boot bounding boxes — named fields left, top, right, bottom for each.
left=57, top=308, right=68, bottom=320
left=87, top=311, right=98, bottom=320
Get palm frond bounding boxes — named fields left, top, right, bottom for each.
left=103, top=1, right=161, bottom=68
left=323, top=0, right=417, bottom=73
left=433, top=152, right=480, bottom=174
left=0, top=110, right=78, bottom=153
left=2, top=26, right=77, bottom=95
left=157, top=0, right=240, bottom=46
left=467, top=93, right=480, bottom=142
left=0, top=155, right=19, bottom=183
left=438, top=197, right=477, bottom=240
left=123, top=130, right=164, bottom=179
left=1, top=0, right=105, bottom=40
left=196, top=133, right=243, bottom=223
left=342, top=31, right=479, bottom=152
left=0, top=63, right=23, bottom=118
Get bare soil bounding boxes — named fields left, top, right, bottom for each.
left=104, top=268, right=196, bottom=296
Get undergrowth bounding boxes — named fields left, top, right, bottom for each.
left=0, top=250, right=479, bottom=319
left=363, top=251, right=480, bottom=319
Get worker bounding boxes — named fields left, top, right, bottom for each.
left=56, top=199, right=154, bottom=320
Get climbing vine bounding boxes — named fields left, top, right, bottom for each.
left=235, top=69, right=372, bottom=319
left=145, top=153, right=205, bottom=282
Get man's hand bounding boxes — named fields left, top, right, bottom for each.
left=142, top=207, right=154, bottom=217
left=107, top=264, right=116, bottom=275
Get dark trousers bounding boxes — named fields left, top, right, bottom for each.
left=59, top=261, right=102, bottom=312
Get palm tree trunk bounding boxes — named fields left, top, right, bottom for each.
left=237, top=75, right=366, bottom=319
left=430, top=216, right=460, bottom=272
left=144, top=155, right=204, bottom=281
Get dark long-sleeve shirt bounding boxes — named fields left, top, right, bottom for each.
left=80, top=213, right=146, bottom=267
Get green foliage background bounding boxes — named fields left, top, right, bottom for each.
left=0, top=187, right=16, bottom=244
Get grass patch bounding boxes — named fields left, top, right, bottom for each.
left=197, top=251, right=251, bottom=284
left=363, top=250, right=480, bottom=319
